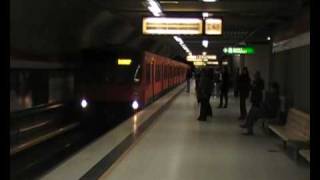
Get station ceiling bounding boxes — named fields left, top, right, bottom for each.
left=10, top=0, right=309, bottom=60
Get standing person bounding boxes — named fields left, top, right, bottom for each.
left=218, top=66, right=230, bottom=108
left=211, top=68, right=217, bottom=97
left=241, top=82, right=279, bottom=135
left=234, top=68, right=240, bottom=97
left=250, top=71, right=264, bottom=108
left=194, top=70, right=201, bottom=103
left=186, top=69, right=192, bottom=93
left=238, top=67, right=251, bottom=120
left=197, top=68, right=213, bottom=121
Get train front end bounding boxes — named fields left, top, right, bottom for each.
left=75, top=50, right=143, bottom=128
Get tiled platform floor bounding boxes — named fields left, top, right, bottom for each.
left=100, top=81, right=310, bottom=180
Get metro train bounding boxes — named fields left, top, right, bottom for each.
left=75, top=48, right=190, bottom=118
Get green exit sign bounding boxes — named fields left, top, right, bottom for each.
left=223, top=47, right=255, bottom=54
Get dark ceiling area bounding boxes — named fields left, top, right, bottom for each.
left=10, top=0, right=309, bottom=60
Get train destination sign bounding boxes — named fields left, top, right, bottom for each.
left=142, top=17, right=203, bottom=35
left=223, top=47, right=255, bottom=54
left=205, top=18, right=222, bottom=35
left=118, top=58, right=132, bottom=65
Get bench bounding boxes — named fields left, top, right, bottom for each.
left=299, top=149, right=310, bottom=163
left=268, top=108, right=309, bottom=147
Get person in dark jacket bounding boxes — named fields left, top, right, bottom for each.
left=250, top=71, right=264, bottom=107
left=238, top=67, right=251, bottom=120
left=218, top=66, right=230, bottom=108
left=212, top=68, right=220, bottom=98
left=194, top=70, right=201, bottom=103
left=186, top=69, right=192, bottom=93
left=241, top=82, right=280, bottom=135
left=197, top=68, right=213, bottom=121
left=234, top=68, right=240, bottom=97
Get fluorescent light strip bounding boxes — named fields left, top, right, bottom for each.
left=159, top=1, right=179, bottom=4
left=173, top=36, right=192, bottom=54
left=146, top=0, right=163, bottom=17
left=202, top=0, right=217, bottom=2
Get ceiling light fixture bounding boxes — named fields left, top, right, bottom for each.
left=202, top=0, right=217, bottom=2
left=173, top=36, right=192, bottom=55
left=202, top=12, right=209, bottom=18
left=159, top=1, right=179, bottom=4
left=202, top=40, right=209, bottom=48
left=267, top=36, right=271, bottom=41
left=145, top=0, right=163, bottom=17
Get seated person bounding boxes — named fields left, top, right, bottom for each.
left=240, top=82, right=280, bottom=135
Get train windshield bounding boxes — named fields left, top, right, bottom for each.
left=80, top=59, right=139, bottom=84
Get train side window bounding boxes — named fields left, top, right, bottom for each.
left=164, top=65, right=167, bottom=79
left=154, top=65, right=156, bottom=81
left=146, top=64, right=150, bottom=84
left=161, top=65, right=164, bottom=80
left=158, top=65, right=160, bottom=81
left=156, top=65, right=159, bottom=81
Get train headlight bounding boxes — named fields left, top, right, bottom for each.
left=81, top=99, right=88, bottom=109
left=132, top=100, right=139, bottom=110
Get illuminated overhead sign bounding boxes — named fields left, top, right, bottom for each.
left=223, top=47, right=255, bottom=54
left=187, top=55, right=216, bottom=62
left=205, top=18, right=222, bottom=35
left=206, top=55, right=217, bottom=60
left=118, top=58, right=132, bottom=65
left=142, top=17, right=203, bottom=35
left=207, top=61, right=219, bottom=65
left=193, top=61, right=206, bottom=66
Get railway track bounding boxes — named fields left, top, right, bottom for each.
left=10, top=103, right=132, bottom=180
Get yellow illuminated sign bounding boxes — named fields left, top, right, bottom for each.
left=187, top=55, right=216, bottom=62
left=193, top=61, right=206, bottom=66
left=205, top=18, right=222, bottom=35
left=143, top=17, right=203, bottom=35
left=118, top=59, right=132, bottom=65
left=187, top=55, right=207, bottom=62
left=207, top=61, right=219, bottom=65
